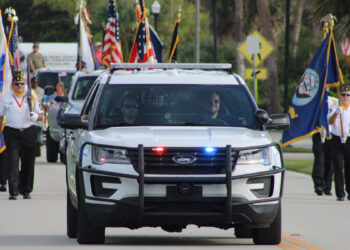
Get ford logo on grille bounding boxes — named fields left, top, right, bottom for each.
left=172, top=154, right=197, bottom=164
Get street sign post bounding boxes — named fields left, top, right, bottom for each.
left=238, top=31, right=274, bottom=102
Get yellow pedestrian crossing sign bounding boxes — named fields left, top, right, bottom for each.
left=238, top=31, right=274, bottom=66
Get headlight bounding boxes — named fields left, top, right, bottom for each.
left=237, top=148, right=270, bottom=166
left=92, top=146, right=131, bottom=165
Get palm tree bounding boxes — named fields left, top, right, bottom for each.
left=309, top=0, right=350, bottom=38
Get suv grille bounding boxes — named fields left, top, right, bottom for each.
left=128, top=148, right=236, bottom=175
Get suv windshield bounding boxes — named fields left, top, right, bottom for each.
left=95, top=84, right=259, bottom=128
left=71, top=76, right=97, bottom=100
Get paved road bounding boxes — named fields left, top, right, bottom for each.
left=0, top=147, right=349, bottom=249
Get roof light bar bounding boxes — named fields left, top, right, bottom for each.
left=109, top=63, right=232, bottom=71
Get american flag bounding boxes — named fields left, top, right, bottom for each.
left=129, top=0, right=156, bottom=63
left=103, top=0, right=123, bottom=68
left=341, top=37, right=350, bottom=56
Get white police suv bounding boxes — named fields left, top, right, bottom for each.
left=60, top=64, right=289, bottom=245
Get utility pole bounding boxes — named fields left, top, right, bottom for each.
left=284, top=0, right=290, bottom=114
left=212, top=0, right=217, bottom=62
left=195, top=0, right=200, bottom=63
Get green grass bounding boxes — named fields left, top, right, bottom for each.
left=284, top=159, right=314, bottom=175
left=282, top=147, right=312, bottom=153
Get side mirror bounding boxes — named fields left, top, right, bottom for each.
left=255, top=109, right=270, bottom=124
left=266, top=114, right=290, bottom=130
left=55, top=96, right=68, bottom=102
left=60, top=113, right=88, bottom=130
left=44, top=85, right=55, bottom=96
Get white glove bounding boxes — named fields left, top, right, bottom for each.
left=335, top=106, right=341, bottom=115
left=30, top=112, right=38, bottom=123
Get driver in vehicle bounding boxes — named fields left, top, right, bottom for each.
left=120, top=95, right=139, bottom=124
left=200, top=91, right=226, bottom=125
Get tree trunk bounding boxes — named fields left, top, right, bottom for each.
left=195, top=0, right=200, bottom=63
left=291, top=0, right=305, bottom=57
left=234, top=0, right=244, bottom=77
left=256, top=0, right=281, bottom=114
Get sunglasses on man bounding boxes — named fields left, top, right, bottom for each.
left=341, top=93, right=350, bottom=97
left=123, top=104, right=138, bottom=109
left=208, top=99, right=220, bottom=105
left=13, top=82, right=25, bottom=86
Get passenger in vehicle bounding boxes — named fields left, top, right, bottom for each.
left=55, top=81, right=67, bottom=97
left=120, top=95, right=139, bottom=124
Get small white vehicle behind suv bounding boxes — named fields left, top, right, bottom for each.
left=60, top=64, right=290, bottom=245
left=45, top=71, right=101, bottom=163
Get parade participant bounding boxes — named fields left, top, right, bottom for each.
left=328, top=85, right=350, bottom=201
left=311, top=95, right=336, bottom=196
left=31, top=77, right=44, bottom=157
left=27, top=42, right=46, bottom=75
left=0, top=70, right=43, bottom=200
left=95, top=42, right=103, bottom=68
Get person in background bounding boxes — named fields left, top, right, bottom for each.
left=55, top=80, right=67, bottom=97
left=27, top=42, right=46, bottom=75
left=95, top=42, right=103, bottom=68
left=0, top=70, right=43, bottom=200
left=31, top=77, right=44, bottom=157
left=328, top=85, right=350, bottom=201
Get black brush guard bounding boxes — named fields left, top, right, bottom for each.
left=79, top=142, right=285, bottom=223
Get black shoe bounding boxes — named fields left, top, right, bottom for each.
left=23, top=194, right=31, bottom=199
left=347, top=195, right=350, bottom=201
left=0, top=184, right=6, bottom=192
left=315, top=187, right=323, bottom=196
left=9, top=195, right=18, bottom=200
left=324, top=190, right=333, bottom=196
left=337, top=196, right=345, bottom=201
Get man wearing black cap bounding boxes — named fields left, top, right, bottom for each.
left=328, top=84, right=350, bottom=201
left=0, top=70, right=43, bottom=200
left=27, top=42, right=46, bottom=75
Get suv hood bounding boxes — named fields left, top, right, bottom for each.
left=88, top=127, right=272, bottom=148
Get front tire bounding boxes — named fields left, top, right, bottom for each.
left=77, top=203, right=105, bottom=244
left=46, top=129, right=58, bottom=163
left=67, top=191, right=77, bottom=238
left=235, top=226, right=252, bottom=238
left=252, top=203, right=281, bottom=245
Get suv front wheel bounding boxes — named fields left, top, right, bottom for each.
left=77, top=203, right=105, bottom=244
left=252, top=203, right=281, bottom=245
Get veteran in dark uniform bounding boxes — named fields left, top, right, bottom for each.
left=0, top=70, right=43, bottom=200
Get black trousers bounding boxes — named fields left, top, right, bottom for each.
left=329, top=134, right=350, bottom=198
left=0, top=153, right=6, bottom=185
left=323, top=138, right=334, bottom=192
left=3, top=126, right=37, bottom=196
left=312, top=133, right=325, bottom=190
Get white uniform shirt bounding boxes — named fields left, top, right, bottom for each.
left=0, top=91, right=43, bottom=129
left=327, top=96, right=338, bottom=136
left=328, top=103, right=350, bottom=143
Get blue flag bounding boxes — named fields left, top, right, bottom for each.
left=282, top=31, right=342, bottom=147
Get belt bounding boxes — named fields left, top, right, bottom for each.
left=5, top=126, right=31, bottom=132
